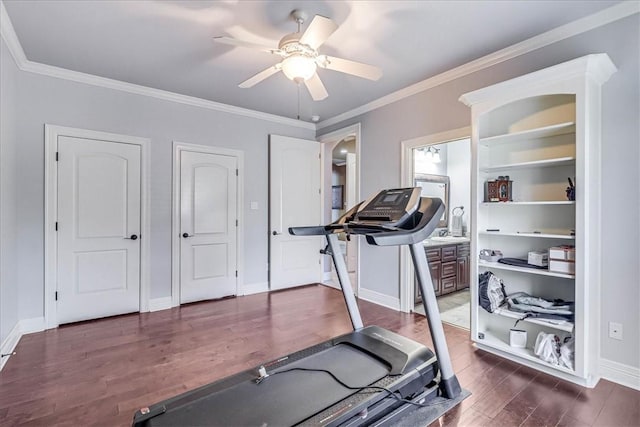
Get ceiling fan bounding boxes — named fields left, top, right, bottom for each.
left=214, top=10, right=382, bottom=101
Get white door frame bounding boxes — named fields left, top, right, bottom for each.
left=171, top=142, right=244, bottom=307
left=399, top=126, right=470, bottom=313
left=318, top=123, right=361, bottom=293
left=44, top=124, right=151, bottom=329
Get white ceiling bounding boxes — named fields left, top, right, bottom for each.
left=3, top=0, right=622, bottom=123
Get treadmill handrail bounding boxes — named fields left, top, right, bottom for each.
left=289, top=198, right=443, bottom=244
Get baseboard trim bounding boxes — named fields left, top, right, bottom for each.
left=357, top=288, right=400, bottom=311
left=239, top=282, right=269, bottom=296
left=321, top=281, right=340, bottom=290
left=0, top=321, right=21, bottom=371
left=148, top=297, right=173, bottom=312
left=0, top=317, right=46, bottom=371
left=19, top=317, right=46, bottom=334
left=600, top=358, right=640, bottom=390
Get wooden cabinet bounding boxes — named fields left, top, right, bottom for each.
left=426, top=247, right=442, bottom=296
left=416, top=242, right=470, bottom=303
left=429, top=262, right=441, bottom=297
left=460, top=54, right=615, bottom=387
left=456, top=257, right=469, bottom=291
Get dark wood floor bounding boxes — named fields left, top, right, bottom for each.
left=0, top=285, right=638, bottom=426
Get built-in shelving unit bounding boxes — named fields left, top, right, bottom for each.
left=480, top=157, right=575, bottom=173
left=478, top=231, right=575, bottom=239
left=477, top=260, right=575, bottom=279
left=481, top=201, right=576, bottom=206
left=479, top=122, right=576, bottom=146
left=493, top=307, right=574, bottom=332
left=460, top=54, right=616, bottom=387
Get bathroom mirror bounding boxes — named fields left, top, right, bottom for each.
left=414, top=174, right=449, bottom=228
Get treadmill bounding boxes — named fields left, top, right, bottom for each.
left=132, top=188, right=461, bottom=427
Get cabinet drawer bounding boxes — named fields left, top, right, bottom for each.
left=426, top=248, right=441, bottom=262
left=441, top=261, right=457, bottom=278
left=442, top=246, right=457, bottom=262
left=457, top=243, right=470, bottom=257
left=441, top=276, right=457, bottom=294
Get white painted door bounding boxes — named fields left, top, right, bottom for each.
left=345, top=153, right=358, bottom=273
left=270, top=135, right=322, bottom=290
left=180, top=151, right=237, bottom=303
left=57, top=136, right=141, bottom=324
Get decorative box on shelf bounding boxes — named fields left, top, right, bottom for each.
left=485, top=176, right=512, bottom=202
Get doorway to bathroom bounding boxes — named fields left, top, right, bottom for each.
left=400, top=129, right=472, bottom=330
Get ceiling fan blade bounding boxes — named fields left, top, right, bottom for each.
left=304, top=73, right=329, bottom=101
left=318, top=55, right=382, bottom=81
left=213, top=36, right=280, bottom=55
left=239, top=64, right=281, bottom=88
left=299, top=15, right=338, bottom=49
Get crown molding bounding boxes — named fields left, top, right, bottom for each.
left=316, top=1, right=639, bottom=130
left=0, top=1, right=26, bottom=66
left=0, top=1, right=314, bottom=131
left=3, top=0, right=637, bottom=132
left=459, top=53, right=617, bottom=106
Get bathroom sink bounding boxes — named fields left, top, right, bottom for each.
left=429, top=236, right=469, bottom=242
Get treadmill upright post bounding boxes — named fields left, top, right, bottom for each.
left=326, top=233, right=364, bottom=330
left=409, top=242, right=461, bottom=399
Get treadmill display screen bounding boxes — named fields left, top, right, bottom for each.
left=382, top=194, right=400, bottom=203
left=353, top=188, right=421, bottom=228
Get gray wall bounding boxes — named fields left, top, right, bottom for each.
left=1, top=38, right=20, bottom=345
left=319, top=15, right=640, bottom=368
left=3, top=40, right=314, bottom=322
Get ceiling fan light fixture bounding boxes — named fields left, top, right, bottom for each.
left=281, top=54, right=317, bottom=81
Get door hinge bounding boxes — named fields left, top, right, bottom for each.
left=235, top=270, right=238, bottom=277
left=55, top=291, right=58, bottom=301
left=235, top=219, right=238, bottom=227
left=236, top=168, right=238, bottom=176
left=55, top=222, right=58, bottom=231
left=55, top=152, right=59, bottom=161
left=319, top=188, right=321, bottom=194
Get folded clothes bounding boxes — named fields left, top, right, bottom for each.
left=498, top=257, right=547, bottom=269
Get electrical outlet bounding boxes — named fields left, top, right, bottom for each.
left=609, top=322, right=623, bottom=340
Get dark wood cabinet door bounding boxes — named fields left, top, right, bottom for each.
left=441, top=276, right=457, bottom=294
left=442, top=245, right=457, bottom=262
left=457, top=256, right=470, bottom=290
left=430, top=262, right=441, bottom=296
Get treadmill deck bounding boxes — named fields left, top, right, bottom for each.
left=133, top=327, right=437, bottom=427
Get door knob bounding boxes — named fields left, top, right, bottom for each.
left=272, top=231, right=281, bottom=236
left=125, top=234, right=138, bottom=240
left=182, top=233, right=191, bottom=238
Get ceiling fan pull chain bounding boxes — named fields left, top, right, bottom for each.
left=297, top=83, right=301, bottom=120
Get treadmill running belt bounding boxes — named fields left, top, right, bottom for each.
left=148, top=344, right=390, bottom=426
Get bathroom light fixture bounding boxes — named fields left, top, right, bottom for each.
left=422, top=146, right=441, bottom=163
left=432, top=147, right=441, bottom=163
left=424, top=147, right=434, bottom=161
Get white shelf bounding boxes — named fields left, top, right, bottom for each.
left=476, top=330, right=575, bottom=374
left=480, top=156, right=575, bottom=173
left=478, top=260, right=575, bottom=279
left=493, top=308, right=574, bottom=332
left=481, top=201, right=575, bottom=206
left=479, top=231, right=575, bottom=240
left=480, top=121, right=576, bottom=146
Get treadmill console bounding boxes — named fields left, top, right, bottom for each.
left=353, top=188, right=421, bottom=228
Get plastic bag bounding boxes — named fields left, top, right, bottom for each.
left=534, top=332, right=560, bottom=365
left=478, top=271, right=506, bottom=313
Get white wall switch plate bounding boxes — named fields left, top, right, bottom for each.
left=250, top=201, right=259, bottom=210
